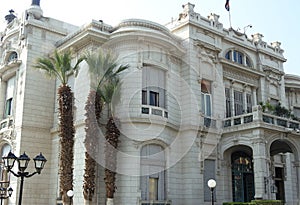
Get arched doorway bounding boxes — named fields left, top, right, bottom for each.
left=270, top=139, right=295, bottom=202
left=231, top=151, right=255, bottom=202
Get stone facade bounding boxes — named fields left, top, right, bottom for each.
left=0, top=1, right=300, bottom=205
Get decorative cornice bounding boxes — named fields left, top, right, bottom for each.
left=223, top=67, right=259, bottom=86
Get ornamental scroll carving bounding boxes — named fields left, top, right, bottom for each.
left=0, top=128, right=16, bottom=149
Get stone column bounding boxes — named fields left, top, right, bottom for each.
left=294, top=161, right=300, bottom=205
left=252, top=87, right=257, bottom=106
left=252, top=132, right=268, bottom=199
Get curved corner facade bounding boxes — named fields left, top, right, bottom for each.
left=0, top=2, right=300, bottom=205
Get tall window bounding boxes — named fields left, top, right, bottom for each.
left=4, top=76, right=15, bottom=117
left=142, top=67, right=166, bottom=108
left=225, top=88, right=231, bottom=117
left=140, top=144, right=165, bottom=202
left=234, top=91, right=243, bottom=116
left=201, top=80, right=212, bottom=116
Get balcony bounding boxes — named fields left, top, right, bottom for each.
left=223, top=106, right=300, bottom=132
left=0, top=59, right=21, bottom=78
left=0, top=117, right=14, bottom=133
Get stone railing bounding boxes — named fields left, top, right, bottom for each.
left=141, top=105, right=168, bottom=118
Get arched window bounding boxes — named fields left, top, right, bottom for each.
left=140, top=144, right=166, bottom=202
left=7, top=52, right=18, bottom=63
left=225, top=49, right=252, bottom=68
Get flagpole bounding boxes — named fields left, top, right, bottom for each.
left=228, top=10, right=232, bottom=28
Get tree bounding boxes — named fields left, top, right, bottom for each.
left=34, top=49, right=85, bottom=204
left=83, top=49, right=128, bottom=203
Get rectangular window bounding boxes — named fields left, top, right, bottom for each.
left=5, top=98, right=13, bottom=117
left=234, top=91, right=243, bottom=116
left=202, top=94, right=212, bottom=116
left=142, top=67, right=166, bottom=108
left=246, top=94, right=252, bottom=113
left=225, top=88, right=231, bottom=117
left=4, top=77, right=15, bottom=118
left=204, top=159, right=216, bottom=202
left=201, top=80, right=212, bottom=117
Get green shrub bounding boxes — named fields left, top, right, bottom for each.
left=223, top=200, right=283, bottom=205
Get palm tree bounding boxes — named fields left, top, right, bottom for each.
left=100, top=78, right=122, bottom=205
left=34, top=49, right=85, bottom=204
left=83, top=49, right=128, bottom=202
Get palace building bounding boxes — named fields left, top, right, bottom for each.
left=0, top=1, right=300, bottom=204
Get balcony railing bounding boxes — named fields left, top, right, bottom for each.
left=223, top=106, right=300, bottom=131
left=140, top=200, right=171, bottom=205
left=224, top=112, right=254, bottom=128
left=141, top=105, right=168, bottom=118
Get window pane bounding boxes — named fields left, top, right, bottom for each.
left=238, top=52, right=243, bottom=64
left=233, top=51, right=237, bottom=62
left=234, top=91, right=243, bottom=116
left=246, top=94, right=252, bottom=113
left=5, top=98, right=12, bottom=116
left=142, top=90, right=147, bottom=105
left=225, top=51, right=231, bottom=60
left=149, top=177, right=158, bottom=200
left=225, top=88, right=231, bottom=117
left=206, top=95, right=211, bottom=116
left=150, top=91, right=159, bottom=106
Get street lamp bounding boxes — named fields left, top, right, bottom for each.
left=2, top=151, right=47, bottom=205
left=67, top=190, right=74, bottom=205
left=0, top=184, right=13, bottom=205
left=207, top=179, right=216, bottom=205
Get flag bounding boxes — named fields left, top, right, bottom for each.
left=225, top=0, right=230, bottom=11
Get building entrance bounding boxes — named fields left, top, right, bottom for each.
left=231, top=151, right=255, bottom=202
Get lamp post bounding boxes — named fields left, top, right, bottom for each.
left=0, top=185, right=13, bottom=205
left=207, top=179, right=216, bottom=205
left=2, top=151, right=47, bottom=205
left=67, top=190, right=74, bottom=205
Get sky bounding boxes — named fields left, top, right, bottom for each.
left=0, top=0, right=299, bottom=76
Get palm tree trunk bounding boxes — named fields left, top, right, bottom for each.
left=83, top=90, right=103, bottom=201
left=58, top=85, right=75, bottom=204
left=104, top=117, right=120, bottom=200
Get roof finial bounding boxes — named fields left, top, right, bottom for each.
left=5, top=9, right=16, bottom=24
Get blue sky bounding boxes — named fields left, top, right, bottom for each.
left=1, top=0, right=299, bottom=75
